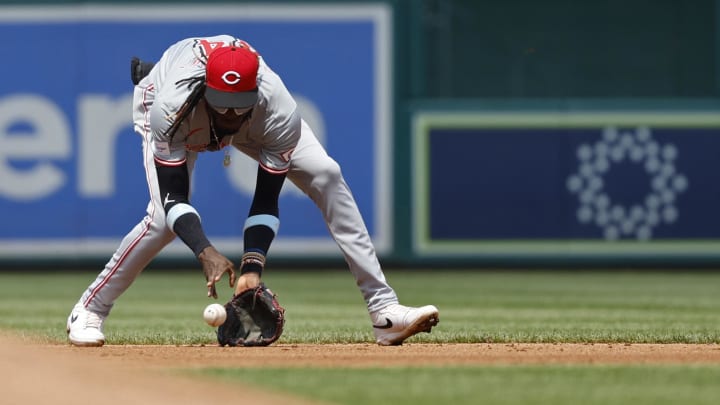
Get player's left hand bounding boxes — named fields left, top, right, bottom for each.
left=198, top=246, right=236, bottom=298
left=234, top=272, right=261, bottom=295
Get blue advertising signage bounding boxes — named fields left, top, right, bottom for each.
left=413, top=112, right=720, bottom=259
left=0, top=5, right=392, bottom=259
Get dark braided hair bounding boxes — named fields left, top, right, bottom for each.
left=162, top=75, right=206, bottom=142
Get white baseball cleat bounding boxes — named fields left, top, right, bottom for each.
left=371, top=303, right=439, bottom=346
left=66, top=303, right=106, bottom=347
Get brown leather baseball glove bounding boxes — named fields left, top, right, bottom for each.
left=217, top=284, right=285, bottom=347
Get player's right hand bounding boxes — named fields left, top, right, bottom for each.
left=198, top=246, right=236, bottom=298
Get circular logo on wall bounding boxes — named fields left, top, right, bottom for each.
left=566, top=126, right=688, bottom=241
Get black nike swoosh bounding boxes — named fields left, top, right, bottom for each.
left=373, top=318, right=393, bottom=329
left=70, top=314, right=78, bottom=323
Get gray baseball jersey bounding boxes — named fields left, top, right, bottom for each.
left=135, top=34, right=299, bottom=173
left=76, top=35, right=397, bottom=319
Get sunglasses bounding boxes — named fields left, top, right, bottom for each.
left=209, top=104, right=253, bottom=115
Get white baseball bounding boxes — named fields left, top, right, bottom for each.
left=203, top=303, right=227, bottom=327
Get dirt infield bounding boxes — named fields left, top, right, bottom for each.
left=3, top=334, right=720, bottom=404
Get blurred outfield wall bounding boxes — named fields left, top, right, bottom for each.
left=1, top=0, right=719, bottom=268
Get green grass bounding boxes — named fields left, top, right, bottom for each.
left=2, top=269, right=720, bottom=404
left=200, top=365, right=720, bottom=405
left=1, top=270, right=720, bottom=344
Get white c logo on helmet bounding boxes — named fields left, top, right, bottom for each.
left=222, top=71, right=241, bottom=85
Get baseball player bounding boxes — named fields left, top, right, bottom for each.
left=66, top=35, right=439, bottom=347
